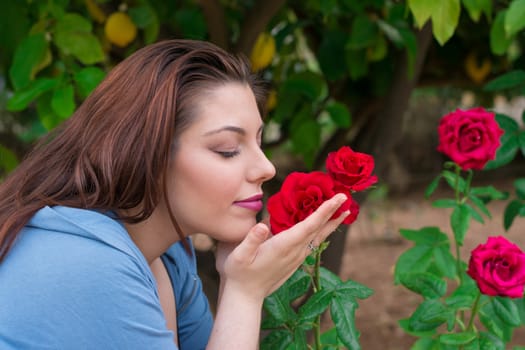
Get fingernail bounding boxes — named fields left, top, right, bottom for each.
left=336, top=193, right=347, bottom=205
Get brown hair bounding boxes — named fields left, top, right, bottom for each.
left=0, top=39, right=267, bottom=262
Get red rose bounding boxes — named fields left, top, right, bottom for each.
left=267, top=171, right=355, bottom=234
left=325, top=146, right=378, bottom=192
left=437, top=107, right=504, bottom=170
left=467, top=236, right=525, bottom=298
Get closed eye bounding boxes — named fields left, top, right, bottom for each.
left=216, top=150, right=240, bottom=158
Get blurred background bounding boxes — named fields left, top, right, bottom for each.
left=2, top=1, right=525, bottom=348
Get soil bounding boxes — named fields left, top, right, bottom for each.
left=341, top=177, right=525, bottom=349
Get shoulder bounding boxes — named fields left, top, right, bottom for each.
left=0, top=206, right=177, bottom=349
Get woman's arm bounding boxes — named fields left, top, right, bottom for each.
left=207, top=193, right=349, bottom=349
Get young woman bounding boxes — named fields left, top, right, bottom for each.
left=0, top=39, right=349, bottom=349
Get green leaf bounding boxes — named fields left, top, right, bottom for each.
left=174, top=7, right=208, bottom=40
left=504, top=199, right=523, bottom=230
left=73, top=66, right=106, bottom=99
left=410, top=337, right=440, bottom=349
left=330, top=294, right=361, bottom=350
left=408, top=0, right=433, bottom=28
left=51, top=83, right=75, bottom=119
left=325, top=101, right=351, bottom=128
left=263, top=288, right=295, bottom=325
left=336, top=279, right=374, bottom=300
left=284, top=269, right=311, bottom=302
left=479, top=297, right=514, bottom=341
left=345, top=48, right=368, bottom=80
left=394, top=245, right=434, bottom=284
left=505, top=0, right=525, bottom=36
left=400, top=272, right=447, bottom=299
left=320, top=267, right=342, bottom=290
left=462, top=0, right=492, bottom=22
left=290, top=327, right=308, bottom=349
left=441, top=170, right=466, bottom=192
left=281, top=72, right=327, bottom=101
left=514, top=178, right=525, bottom=200
left=7, top=77, right=58, bottom=111
left=9, top=33, right=49, bottom=90
left=519, top=131, right=525, bottom=157
left=347, top=15, right=378, bottom=49
left=492, top=297, right=521, bottom=326
left=298, top=288, right=333, bottom=322
left=318, top=30, right=348, bottom=81
left=290, top=118, right=321, bottom=168
left=376, top=19, right=402, bottom=46
left=260, top=330, right=293, bottom=350
left=483, top=70, right=525, bottom=91
left=450, top=204, right=470, bottom=246
left=430, top=0, right=461, bottom=45
left=320, top=328, right=345, bottom=348
left=408, top=299, right=452, bottom=332
left=129, top=5, right=156, bottom=28
left=439, top=331, right=477, bottom=345
left=53, top=14, right=104, bottom=65
left=468, top=195, right=491, bottom=218
left=470, top=186, right=508, bottom=200
left=399, top=227, right=449, bottom=245
left=433, top=246, right=457, bottom=279
left=432, top=198, right=457, bottom=208
left=0, top=145, right=19, bottom=172
left=37, top=91, right=62, bottom=131
left=479, top=331, right=505, bottom=350
left=464, top=202, right=485, bottom=224
left=490, top=10, right=515, bottom=56
left=425, top=175, right=441, bottom=198
left=398, top=27, right=418, bottom=77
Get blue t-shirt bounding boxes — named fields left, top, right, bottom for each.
left=0, top=206, right=213, bottom=349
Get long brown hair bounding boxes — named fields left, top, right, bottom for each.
left=0, top=39, right=267, bottom=262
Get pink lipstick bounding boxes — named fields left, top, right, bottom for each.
left=234, top=194, right=263, bottom=211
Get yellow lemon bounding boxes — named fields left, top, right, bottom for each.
left=250, top=32, right=276, bottom=72
left=104, top=12, right=137, bottom=48
left=85, top=0, right=106, bottom=24
left=266, top=89, right=277, bottom=111
left=465, top=52, right=491, bottom=84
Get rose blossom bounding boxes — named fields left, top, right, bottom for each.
left=325, top=146, right=378, bottom=192
left=437, top=107, right=504, bottom=170
left=467, top=236, right=525, bottom=298
left=267, top=171, right=357, bottom=235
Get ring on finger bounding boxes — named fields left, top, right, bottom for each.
left=308, top=240, right=318, bottom=252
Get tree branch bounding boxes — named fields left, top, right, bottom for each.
left=197, top=0, right=229, bottom=49
left=234, top=0, right=287, bottom=55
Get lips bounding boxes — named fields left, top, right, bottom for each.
left=234, top=194, right=263, bottom=211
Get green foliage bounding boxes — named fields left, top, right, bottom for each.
left=395, top=158, right=525, bottom=348
left=261, top=252, right=373, bottom=350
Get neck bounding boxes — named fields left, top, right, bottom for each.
left=123, top=203, right=180, bottom=264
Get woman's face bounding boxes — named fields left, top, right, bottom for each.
left=166, top=83, right=276, bottom=242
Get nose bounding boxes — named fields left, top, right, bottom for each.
left=248, top=147, right=276, bottom=183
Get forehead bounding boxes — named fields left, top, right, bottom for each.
left=186, top=83, right=262, bottom=132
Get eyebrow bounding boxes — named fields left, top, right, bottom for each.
left=203, top=124, right=264, bottom=137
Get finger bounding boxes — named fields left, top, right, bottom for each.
left=293, top=193, right=347, bottom=235
left=233, top=223, right=270, bottom=264
left=311, top=210, right=350, bottom=246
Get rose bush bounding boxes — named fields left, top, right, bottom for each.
left=395, top=106, right=525, bottom=349
left=261, top=146, right=376, bottom=350
left=467, top=236, right=525, bottom=298
left=437, top=107, right=504, bottom=170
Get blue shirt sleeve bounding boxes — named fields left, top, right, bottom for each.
left=0, top=222, right=177, bottom=349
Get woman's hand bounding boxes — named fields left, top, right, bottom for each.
left=215, top=193, right=349, bottom=302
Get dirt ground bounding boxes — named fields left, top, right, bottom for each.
left=341, top=177, right=525, bottom=349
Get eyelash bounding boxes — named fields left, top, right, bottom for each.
left=216, top=150, right=240, bottom=158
